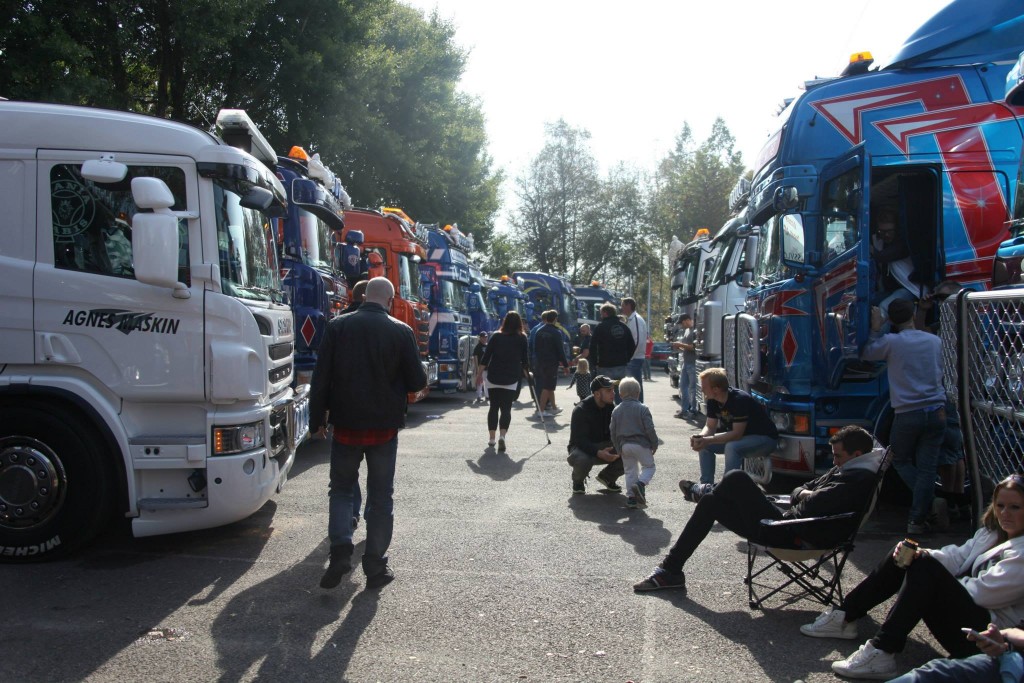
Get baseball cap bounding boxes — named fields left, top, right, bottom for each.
left=590, top=375, right=614, bottom=392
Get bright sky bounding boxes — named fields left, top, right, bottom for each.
left=403, top=0, right=954, bottom=228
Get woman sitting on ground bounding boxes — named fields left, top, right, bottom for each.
left=800, top=473, right=1024, bottom=680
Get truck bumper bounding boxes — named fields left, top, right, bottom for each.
left=770, top=435, right=817, bottom=477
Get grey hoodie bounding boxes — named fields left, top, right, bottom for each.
left=610, top=398, right=659, bottom=453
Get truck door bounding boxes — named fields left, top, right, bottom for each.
left=35, top=152, right=206, bottom=402
left=816, top=146, right=871, bottom=388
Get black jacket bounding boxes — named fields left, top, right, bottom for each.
left=591, top=316, right=634, bottom=368
left=309, top=302, right=427, bottom=432
left=534, top=323, right=568, bottom=366
left=567, top=395, right=613, bottom=458
left=480, top=331, right=528, bottom=385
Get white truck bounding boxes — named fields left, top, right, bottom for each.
left=0, top=101, right=308, bottom=560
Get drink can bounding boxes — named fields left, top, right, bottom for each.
left=895, top=538, right=919, bottom=568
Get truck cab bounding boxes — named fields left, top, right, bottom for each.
left=342, top=207, right=437, bottom=400
left=0, top=103, right=304, bottom=558
left=574, top=282, right=621, bottom=329
left=422, top=223, right=474, bottom=392
left=730, top=0, right=1024, bottom=476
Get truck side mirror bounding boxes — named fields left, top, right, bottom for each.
left=131, top=177, right=190, bottom=299
left=737, top=271, right=753, bottom=288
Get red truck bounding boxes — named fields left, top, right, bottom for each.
left=341, top=207, right=437, bottom=401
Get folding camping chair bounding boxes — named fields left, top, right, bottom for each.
left=744, top=448, right=891, bottom=610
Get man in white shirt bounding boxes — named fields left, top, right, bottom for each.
left=621, top=298, right=648, bottom=403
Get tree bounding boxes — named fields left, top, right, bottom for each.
left=651, top=117, right=745, bottom=246
left=508, top=119, right=601, bottom=279
left=0, top=0, right=501, bottom=249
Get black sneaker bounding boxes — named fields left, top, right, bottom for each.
left=633, top=568, right=686, bottom=593
left=365, top=566, right=395, bottom=589
left=595, top=473, right=622, bottom=492
left=572, top=479, right=586, bottom=495
left=678, top=479, right=712, bottom=503
left=633, top=481, right=647, bottom=508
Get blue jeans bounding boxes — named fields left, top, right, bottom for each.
left=886, top=652, right=1014, bottom=683
left=889, top=406, right=946, bottom=524
left=698, top=434, right=777, bottom=484
left=680, top=360, right=696, bottom=412
left=328, top=437, right=397, bottom=576
left=626, top=358, right=645, bottom=403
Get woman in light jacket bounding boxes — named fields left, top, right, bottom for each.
left=480, top=311, right=529, bottom=452
left=800, top=473, right=1024, bottom=680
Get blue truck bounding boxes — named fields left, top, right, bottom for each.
left=724, top=0, right=1024, bottom=477
left=273, top=147, right=350, bottom=388
left=422, top=223, right=475, bottom=392
left=216, top=111, right=349, bottom=391
left=574, top=281, right=620, bottom=329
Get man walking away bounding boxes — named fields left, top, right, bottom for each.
left=590, top=303, right=634, bottom=399
left=534, top=310, right=568, bottom=417
left=309, top=277, right=427, bottom=590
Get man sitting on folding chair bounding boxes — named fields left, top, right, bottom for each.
left=633, top=425, right=881, bottom=594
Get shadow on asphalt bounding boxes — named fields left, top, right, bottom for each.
left=567, top=493, right=673, bottom=556
left=465, top=448, right=530, bottom=481
left=211, top=539, right=380, bottom=682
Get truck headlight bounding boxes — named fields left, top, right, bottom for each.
left=213, top=421, right=266, bottom=455
left=770, top=411, right=810, bottom=434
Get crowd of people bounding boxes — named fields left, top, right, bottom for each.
left=307, top=287, right=1024, bottom=682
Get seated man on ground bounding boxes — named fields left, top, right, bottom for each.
left=692, top=367, right=779, bottom=485
left=633, top=425, right=880, bottom=593
left=567, top=375, right=622, bottom=495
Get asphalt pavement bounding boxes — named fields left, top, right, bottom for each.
left=0, top=373, right=972, bottom=682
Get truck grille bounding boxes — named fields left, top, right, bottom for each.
left=269, top=342, right=293, bottom=361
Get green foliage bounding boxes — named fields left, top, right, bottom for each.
left=0, top=0, right=500, bottom=249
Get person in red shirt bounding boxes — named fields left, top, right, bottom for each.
left=309, top=277, right=427, bottom=590
left=643, top=336, right=654, bottom=381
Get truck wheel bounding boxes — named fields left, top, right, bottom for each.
left=0, top=406, right=113, bottom=562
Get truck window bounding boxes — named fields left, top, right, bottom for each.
left=213, top=179, right=280, bottom=301
left=51, top=164, right=188, bottom=282
left=752, top=216, right=783, bottom=285
left=297, top=208, right=334, bottom=270
left=821, top=167, right=862, bottom=262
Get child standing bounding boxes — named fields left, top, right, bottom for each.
left=567, top=357, right=593, bottom=404
left=610, top=377, right=658, bottom=508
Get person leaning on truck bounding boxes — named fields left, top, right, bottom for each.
left=309, top=276, right=427, bottom=591
left=861, top=297, right=945, bottom=536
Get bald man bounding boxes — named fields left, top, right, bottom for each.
left=310, top=276, right=427, bottom=590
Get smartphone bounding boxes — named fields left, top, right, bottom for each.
left=961, top=628, right=999, bottom=647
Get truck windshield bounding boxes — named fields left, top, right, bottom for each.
left=441, top=280, right=468, bottom=312
left=214, top=180, right=282, bottom=301
left=297, top=208, right=335, bottom=271
left=707, top=236, right=739, bottom=288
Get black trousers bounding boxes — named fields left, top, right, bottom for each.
left=840, top=549, right=990, bottom=656
left=661, top=470, right=783, bottom=574
left=487, top=388, right=515, bottom=431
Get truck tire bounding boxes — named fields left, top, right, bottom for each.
left=0, top=405, right=114, bottom=562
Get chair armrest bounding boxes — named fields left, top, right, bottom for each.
left=757, top=512, right=859, bottom=549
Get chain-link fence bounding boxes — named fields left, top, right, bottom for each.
left=940, top=288, right=1024, bottom=514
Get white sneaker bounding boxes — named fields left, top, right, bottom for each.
left=540, top=411, right=554, bottom=418
left=832, top=641, right=897, bottom=680
left=800, top=607, right=858, bottom=640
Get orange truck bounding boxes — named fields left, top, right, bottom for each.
left=341, top=207, right=436, bottom=401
